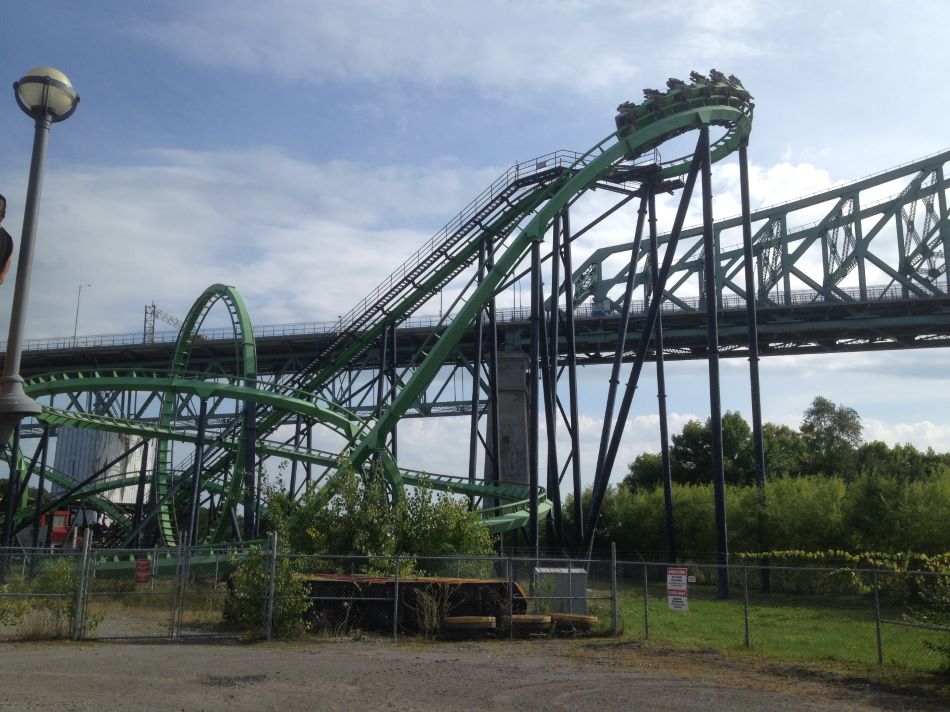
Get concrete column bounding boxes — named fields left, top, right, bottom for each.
left=484, top=351, right=529, bottom=486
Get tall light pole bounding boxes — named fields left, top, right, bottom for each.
left=0, top=67, right=79, bottom=446
left=72, top=283, right=91, bottom=345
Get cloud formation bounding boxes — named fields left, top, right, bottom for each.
left=134, top=0, right=781, bottom=99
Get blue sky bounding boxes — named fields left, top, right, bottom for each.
left=2, top=1, right=950, bottom=478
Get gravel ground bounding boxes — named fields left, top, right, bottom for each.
left=0, top=638, right=942, bottom=711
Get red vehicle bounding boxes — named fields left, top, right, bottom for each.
left=39, top=509, right=71, bottom=544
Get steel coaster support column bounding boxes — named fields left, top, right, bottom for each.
left=542, top=212, right=564, bottom=547
left=589, top=193, right=648, bottom=546
left=559, top=208, right=584, bottom=543
left=739, top=144, right=770, bottom=592
left=375, top=324, right=390, bottom=419
left=700, top=126, right=730, bottom=598
left=388, top=324, right=398, bottom=458
left=305, top=418, right=313, bottom=488
left=186, top=398, right=208, bottom=547
left=131, top=440, right=150, bottom=548
left=649, top=190, right=676, bottom=563
left=739, top=144, right=769, bottom=592
left=2, top=427, right=21, bottom=545
left=468, top=237, right=487, bottom=504
left=583, top=137, right=703, bottom=560
left=539, top=287, right=563, bottom=548
left=487, top=235, right=502, bottom=509
left=528, top=240, right=542, bottom=558
left=289, top=415, right=301, bottom=501
left=242, top=401, right=257, bottom=540
left=30, top=426, right=50, bottom=548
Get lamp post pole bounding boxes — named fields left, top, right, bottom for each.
left=0, top=68, right=79, bottom=545
left=72, top=283, right=91, bottom=346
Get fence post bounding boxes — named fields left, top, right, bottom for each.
left=507, top=556, right=514, bottom=642
left=642, top=562, right=650, bottom=640
left=71, top=530, right=92, bottom=641
left=168, top=539, right=185, bottom=638
left=176, top=542, right=194, bottom=637
left=264, top=532, right=278, bottom=640
left=742, top=567, right=750, bottom=649
left=568, top=555, right=574, bottom=615
left=873, top=571, right=884, bottom=665
left=610, top=543, right=618, bottom=636
left=150, top=545, right=157, bottom=592
left=392, top=555, right=400, bottom=643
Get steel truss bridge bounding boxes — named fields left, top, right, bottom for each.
left=1, top=72, right=948, bottom=574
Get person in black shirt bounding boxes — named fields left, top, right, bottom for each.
left=0, top=194, right=13, bottom=284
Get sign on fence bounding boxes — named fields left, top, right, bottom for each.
left=667, top=566, right=688, bottom=611
left=134, top=557, right=151, bottom=584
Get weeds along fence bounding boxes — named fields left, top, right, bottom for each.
left=0, top=537, right=946, bottom=672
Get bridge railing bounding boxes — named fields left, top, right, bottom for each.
left=6, top=280, right=948, bottom=356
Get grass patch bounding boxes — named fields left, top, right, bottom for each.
left=609, top=581, right=947, bottom=672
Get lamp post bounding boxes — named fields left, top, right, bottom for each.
left=72, top=283, right=91, bottom=346
left=0, top=67, right=79, bottom=446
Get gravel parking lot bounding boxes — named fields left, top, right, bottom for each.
left=0, top=638, right=941, bottom=711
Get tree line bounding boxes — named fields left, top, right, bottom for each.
left=559, top=396, right=950, bottom=558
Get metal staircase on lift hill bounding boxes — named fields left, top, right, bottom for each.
left=288, top=151, right=584, bottom=391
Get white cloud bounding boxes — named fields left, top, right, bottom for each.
left=863, top=418, right=950, bottom=451
left=0, top=148, right=498, bottom=339
left=133, top=0, right=783, bottom=100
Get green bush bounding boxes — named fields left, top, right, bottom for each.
left=0, top=557, right=100, bottom=639
left=222, top=548, right=309, bottom=638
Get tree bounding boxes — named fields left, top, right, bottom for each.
left=670, top=418, right=709, bottom=484
left=623, top=452, right=663, bottom=492
left=800, top=396, right=862, bottom=478
left=669, top=411, right=755, bottom=485
left=856, top=441, right=950, bottom=482
left=761, top=423, right=808, bottom=478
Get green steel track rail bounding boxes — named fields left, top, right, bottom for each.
left=9, top=372, right=547, bottom=535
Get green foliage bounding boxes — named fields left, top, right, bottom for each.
left=267, top=460, right=494, bottom=567
left=573, top=470, right=950, bottom=558
left=761, top=423, right=809, bottom=477
left=669, top=414, right=756, bottom=485
left=844, top=470, right=950, bottom=552
left=623, top=452, right=663, bottom=491
left=222, top=547, right=309, bottom=638
left=800, top=396, right=863, bottom=478
left=616, top=394, right=950, bottom=558
left=0, top=557, right=99, bottom=639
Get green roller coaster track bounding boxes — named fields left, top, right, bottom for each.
left=1, top=73, right=752, bottom=547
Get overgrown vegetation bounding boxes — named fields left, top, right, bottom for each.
left=586, top=396, right=950, bottom=559
left=0, top=557, right=99, bottom=639
left=224, top=459, right=496, bottom=636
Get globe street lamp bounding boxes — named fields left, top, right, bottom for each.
left=0, top=68, right=79, bottom=446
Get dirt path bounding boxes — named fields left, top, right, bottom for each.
left=0, top=638, right=941, bottom=711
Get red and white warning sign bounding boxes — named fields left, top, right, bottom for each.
left=667, top=566, right=688, bottom=611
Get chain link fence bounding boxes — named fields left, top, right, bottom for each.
left=0, top=537, right=945, bottom=672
